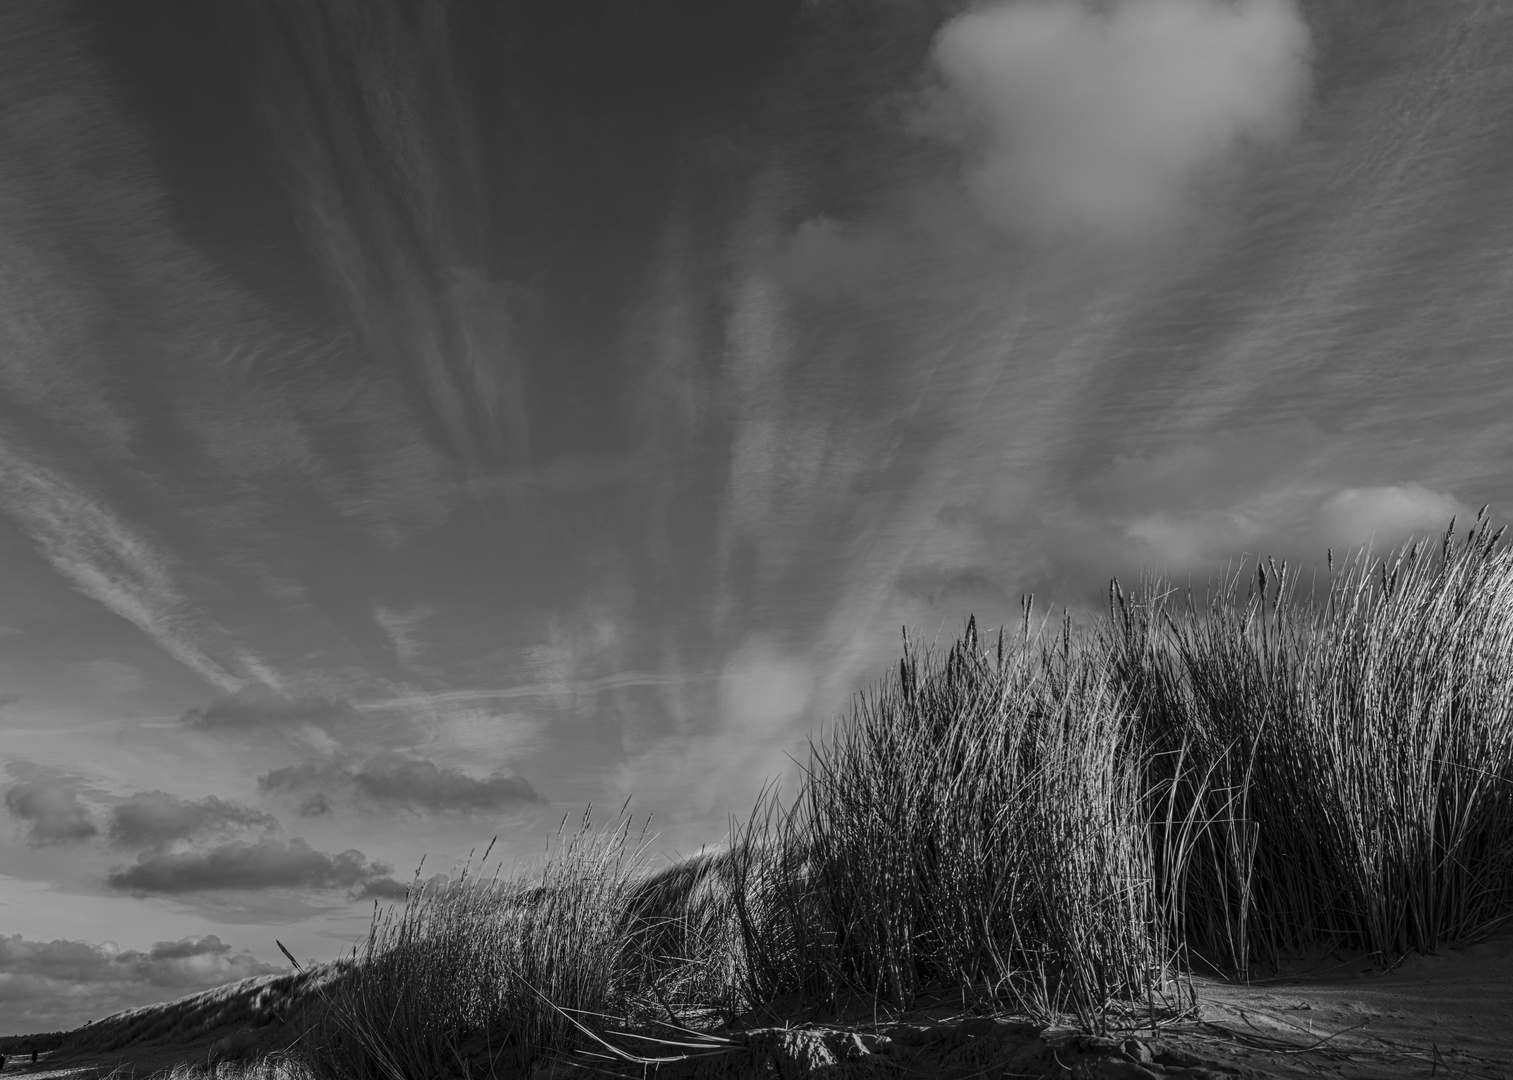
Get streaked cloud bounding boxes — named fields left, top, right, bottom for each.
left=220, top=1, right=529, bottom=479
left=373, top=605, right=432, bottom=670
left=0, top=442, right=246, bottom=694
left=181, top=687, right=357, bottom=733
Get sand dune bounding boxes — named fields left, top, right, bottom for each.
left=5, top=930, right=1510, bottom=1079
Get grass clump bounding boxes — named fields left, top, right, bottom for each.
left=1105, top=513, right=1513, bottom=974
left=298, top=813, right=653, bottom=1079
left=289, top=514, right=1513, bottom=1077
left=732, top=614, right=1179, bottom=1032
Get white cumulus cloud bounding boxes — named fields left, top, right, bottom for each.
left=920, top=0, right=1312, bottom=238
left=1317, top=484, right=1472, bottom=551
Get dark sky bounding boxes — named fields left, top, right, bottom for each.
left=4, top=0, right=1512, bottom=1032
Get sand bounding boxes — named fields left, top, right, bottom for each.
left=1168, top=926, right=1513, bottom=1079
left=5, top=930, right=1510, bottom=1079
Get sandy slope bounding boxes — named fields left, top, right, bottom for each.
left=0, top=1036, right=229, bottom=1080
left=6, top=932, right=1511, bottom=1079
left=1170, top=927, right=1513, bottom=1079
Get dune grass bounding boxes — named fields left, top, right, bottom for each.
left=1104, top=514, right=1513, bottom=975
left=728, top=613, right=1180, bottom=1033
left=258, top=515, right=1513, bottom=1078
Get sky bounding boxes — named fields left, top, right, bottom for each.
left=3, top=0, right=1512, bottom=1034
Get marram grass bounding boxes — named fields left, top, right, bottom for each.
left=281, top=514, right=1513, bottom=1078
left=1105, top=512, right=1513, bottom=973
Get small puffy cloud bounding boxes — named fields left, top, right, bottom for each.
left=919, top=0, right=1311, bottom=238
left=106, top=837, right=391, bottom=894
left=351, top=876, right=411, bottom=901
left=0, top=932, right=281, bottom=1033
left=258, top=754, right=542, bottom=814
left=181, top=685, right=357, bottom=732
left=1123, top=508, right=1268, bottom=570
left=1317, top=484, right=1472, bottom=551
left=107, top=791, right=279, bottom=849
left=5, top=780, right=98, bottom=845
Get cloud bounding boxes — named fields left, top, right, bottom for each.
left=105, top=837, right=391, bottom=894
left=107, top=792, right=279, bottom=849
left=1123, top=507, right=1269, bottom=569
left=465, top=455, right=642, bottom=499
left=297, top=793, right=332, bottom=818
left=4, top=780, right=98, bottom=845
left=373, top=604, right=432, bottom=669
left=613, top=636, right=815, bottom=827
left=182, top=685, right=358, bottom=733
left=0, top=443, right=245, bottom=694
left=222, top=3, right=530, bottom=478
left=348, top=872, right=449, bottom=903
left=919, top=0, right=1311, bottom=238
left=258, top=754, right=542, bottom=814
left=778, top=215, right=908, bottom=301
left=351, top=876, right=411, bottom=901
left=71, top=659, right=150, bottom=697
left=1316, top=485, right=1472, bottom=551
left=0, top=932, right=281, bottom=1034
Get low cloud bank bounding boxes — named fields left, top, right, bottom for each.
left=106, top=837, right=391, bottom=894
left=108, top=791, right=279, bottom=848
left=1317, top=484, right=1474, bottom=552
left=0, top=933, right=281, bottom=1035
left=258, top=753, right=541, bottom=814
left=4, top=780, right=98, bottom=845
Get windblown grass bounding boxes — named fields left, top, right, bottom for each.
left=267, top=514, right=1513, bottom=1077
left=730, top=613, right=1181, bottom=1032
left=294, top=813, right=649, bottom=1079
left=1104, top=512, right=1513, bottom=974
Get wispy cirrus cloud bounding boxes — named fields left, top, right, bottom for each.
left=0, top=0, right=461, bottom=703
left=0, top=442, right=247, bottom=693
left=372, top=604, right=432, bottom=671
left=221, top=0, right=530, bottom=480
left=181, top=686, right=358, bottom=734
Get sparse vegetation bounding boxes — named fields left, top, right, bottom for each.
left=20, top=515, right=1513, bottom=1079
